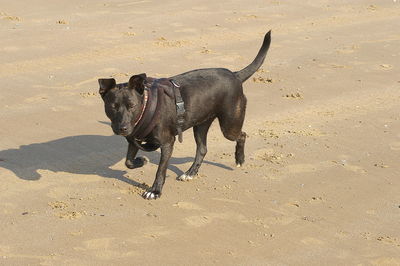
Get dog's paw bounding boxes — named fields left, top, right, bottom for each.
left=142, top=190, right=161, bottom=200
left=125, top=160, right=134, bottom=169
left=236, top=163, right=242, bottom=168
left=177, top=173, right=193, bottom=181
left=125, top=156, right=149, bottom=169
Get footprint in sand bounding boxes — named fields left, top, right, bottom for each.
left=263, top=207, right=298, bottom=226
left=98, top=68, right=120, bottom=74
left=343, top=164, right=367, bottom=174
left=174, top=28, right=198, bottom=33
left=184, top=215, right=213, bottom=227
left=74, top=237, right=137, bottom=259
left=0, top=202, right=16, bottom=215
left=371, top=257, right=400, bottom=266
left=211, top=198, right=244, bottom=205
left=264, top=215, right=297, bottom=226
left=379, top=64, right=393, bottom=70
left=173, top=201, right=203, bottom=210
left=1, top=46, right=20, bottom=52
left=124, top=226, right=171, bottom=245
left=301, top=237, right=324, bottom=245
left=24, top=94, right=48, bottom=103
left=251, top=148, right=293, bottom=166
left=330, top=162, right=367, bottom=173
left=251, top=148, right=274, bottom=158
left=184, top=212, right=246, bottom=227
left=74, top=77, right=103, bottom=88
left=191, top=6, right=208, bottom=11
left=51, top=106, right=73, bottom=112
left=141, top=225, right=171, bottom=239
left=335, top=44, right=359, bottom=54
left=154, top=37, right=192, bottom=48
left=0, top=12, right=21, bottom=21
left=0, top=244, right=11, bottom=254
left=389, top=142, right=400, bottom=151
left=286, top=163, right=317, bottom=174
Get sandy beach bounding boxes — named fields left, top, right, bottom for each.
left=1, top=0, right=400, bottom=265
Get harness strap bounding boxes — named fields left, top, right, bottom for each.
left=127, top=78, right=186, bottom=151
left=171, top=79, right=185, bottom=143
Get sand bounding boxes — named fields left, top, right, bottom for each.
left=1, top=0, right=400, bottom=265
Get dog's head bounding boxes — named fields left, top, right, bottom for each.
left=98, top=73, right=147, bottom=136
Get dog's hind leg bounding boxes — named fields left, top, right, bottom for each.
left=218, top=95, right=247, bottom=167
left=234, top=131, right=246, bottom=167
left=178, top=118, right=214, bottom=181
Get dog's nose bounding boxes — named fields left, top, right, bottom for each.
left=120, top=126, right=128, bottom=133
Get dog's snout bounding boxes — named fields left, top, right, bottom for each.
left=120, top=125, right=128, bottom=133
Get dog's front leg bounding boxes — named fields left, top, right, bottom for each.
left=143, top=140, right=174, bottom=199
left=125, top=140, right=148, bottom=169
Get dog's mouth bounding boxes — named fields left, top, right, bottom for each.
left=119, top=132, right=129, bottom=137
left=116, top=129, right=132, bottom=137
left=111, top=126, right=132, bottom=137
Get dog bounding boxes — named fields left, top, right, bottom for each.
left=98, top=31, right=271, bottom=199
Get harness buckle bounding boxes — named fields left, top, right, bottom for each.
left=176, top=102, right=185, bottom=114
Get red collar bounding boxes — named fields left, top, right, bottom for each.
left=133, top=90, right=148, bottom=126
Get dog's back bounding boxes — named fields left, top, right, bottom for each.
left=171, top=30, right=271, bottom=130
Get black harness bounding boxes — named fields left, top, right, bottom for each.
left=129, top=78, right=185, bottom=151
left=170, top=79, right=185, bottom=143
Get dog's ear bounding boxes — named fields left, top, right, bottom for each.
left=128, top=73, right=147, bottom=95
left=98, top=78, right=116, bottom=97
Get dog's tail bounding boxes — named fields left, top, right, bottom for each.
left=234, top=30, right=271, bottom=83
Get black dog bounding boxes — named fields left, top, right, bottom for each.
left=98, top=31, right=271, bottom=199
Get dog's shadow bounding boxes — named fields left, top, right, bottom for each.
left=0, top=134, right=232, bottom=187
